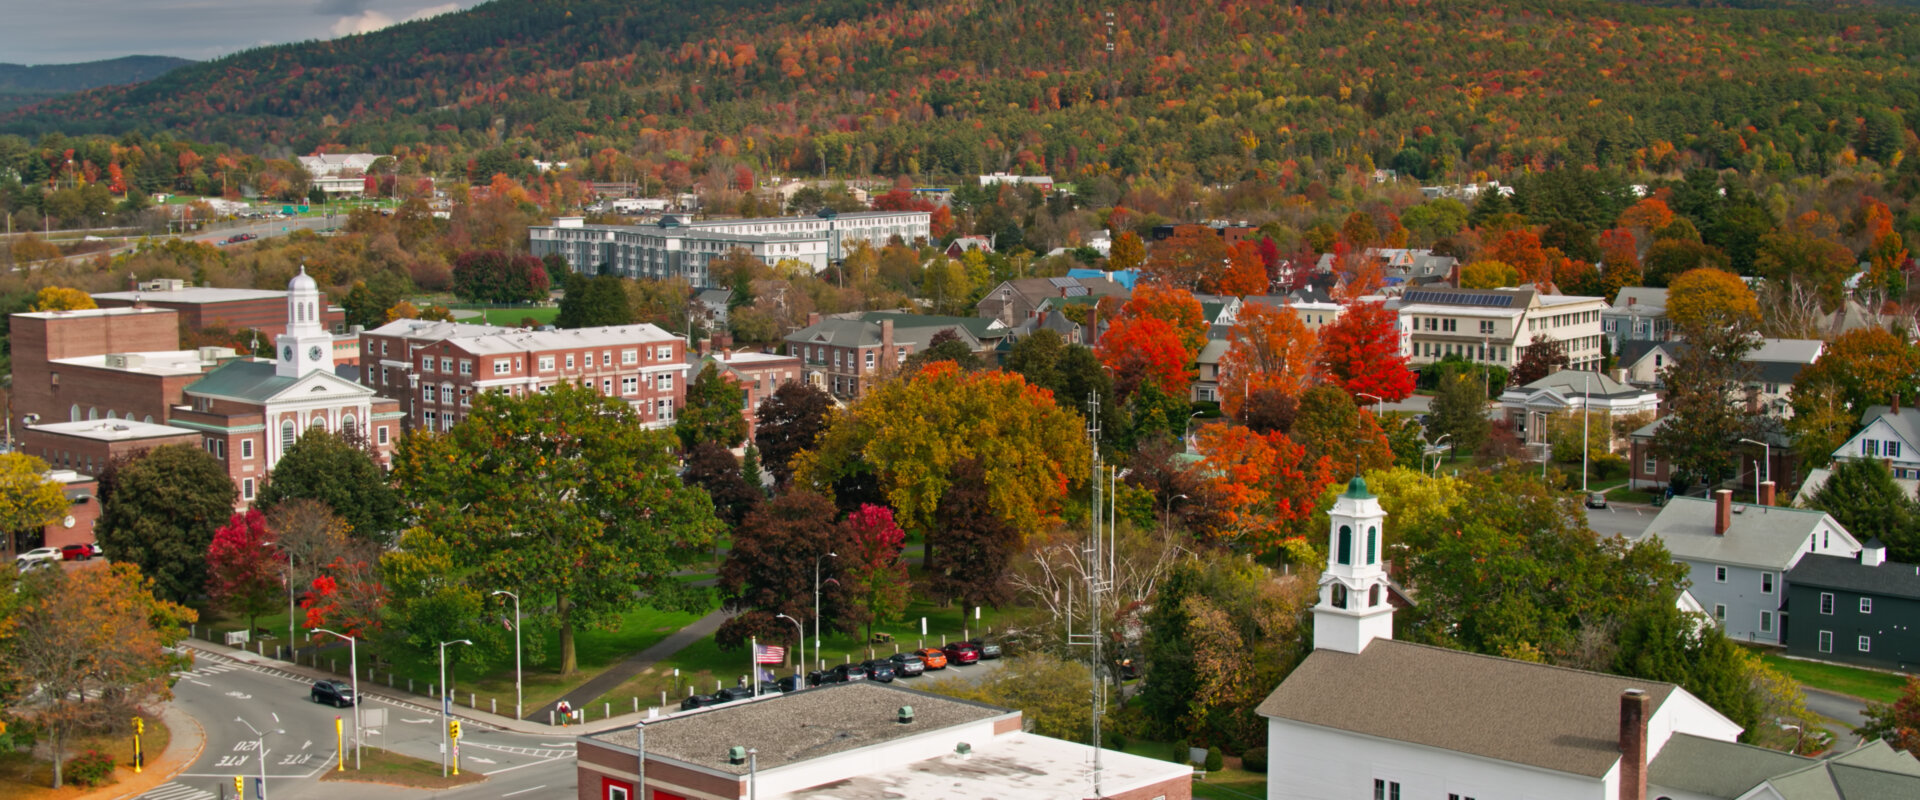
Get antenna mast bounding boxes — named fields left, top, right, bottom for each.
left=1071, top=391, right=1111, bottom=797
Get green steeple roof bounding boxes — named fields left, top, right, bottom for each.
left=1343, top=476, right=1375, bottom=499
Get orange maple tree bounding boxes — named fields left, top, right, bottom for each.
left=1143, top=226, right=1229, bottom=290
left=1097, top=315, right=1193, bottom=399
left=1121, top=284, right=1208, bottom=359
left=1219, top=302, right=1318, bottom=419
left=1484, top=228, right=1553, bottom=287
left=1190, top=424, right=1332, bottom=554
left=1217, top=240, right=1271, bottom=296
left=1316, top=301, right=1415, bottom=402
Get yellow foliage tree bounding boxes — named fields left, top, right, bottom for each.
left=0, top=453, right=71, bottom=553
left=1667, top=267, right=1760, bottom=336
left=28, top=286, right=96, bottom=312
left=1460, top=259, right=1520, bottom=289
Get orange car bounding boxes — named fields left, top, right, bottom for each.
left=916, top=647, right=949, bottom=670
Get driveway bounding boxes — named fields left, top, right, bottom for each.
left=1803, top=687, right=1870, bottom=751
left=1585, top=502, right=1657, bottom=542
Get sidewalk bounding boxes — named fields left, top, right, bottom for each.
left=97, top=704, right=205, bottom=800
left=529, top=607, right=731, bottom=724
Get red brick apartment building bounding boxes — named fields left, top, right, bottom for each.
left=360, top=320, right=690, bottom=432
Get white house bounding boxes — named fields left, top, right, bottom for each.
left=1642, top=491, right=1862, bottom=645
left=1394, top=287, right=1608, bottom=374
left=1499, top=368, right=1661, bottom=451
left=1260, top=477, right=1745, bottom=800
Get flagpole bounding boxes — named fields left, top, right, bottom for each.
left=751, top=637, right=759, bottom=697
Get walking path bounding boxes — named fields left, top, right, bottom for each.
left=528, top=608, right=732, bottom=723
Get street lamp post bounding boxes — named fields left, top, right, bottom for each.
left=1581, top=372, right=1592, bottom=494
left=438, top=639, right=472, bottom=777
left=775, top=613, right=804, bottom=686
left=813, top=553, right=837, bottom=671
left=1425, top=433, right=1452, bottom=477
left=310, top=628, right=360, bottom=770
left=492, top=590, right=522, bottom=719
left=1184, top=411, right=1204, bottom=452
left=235, top=717, right=283, bottom=800
left=1738, top=437, right=1771, bottom=505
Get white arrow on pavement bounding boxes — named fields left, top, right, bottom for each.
left=401, top=717, right=433, bottom=724
left=467, top=757, right=497, bottom=765
left=301, top=740, right=312, bottom=750
left=225, top=692, right=252, bottom=700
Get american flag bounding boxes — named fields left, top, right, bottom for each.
left=754, top=644, right=787, bottom=664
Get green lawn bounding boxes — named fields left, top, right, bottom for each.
left=1117, top=740, right=1264, bottom=800
left=1759, top=651, right=1908, bottom=705
left=319, top=746, right=483, bottom=789
left=459, top=306, right=558, bottom=326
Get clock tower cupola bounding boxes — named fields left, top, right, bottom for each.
left=275, top=265, right=334, bottom=378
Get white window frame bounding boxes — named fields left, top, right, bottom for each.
left=440, top=357, right=454, bottom=372
left=622, top=349, right=638, bottom=365
left=494, top=359, right=512, bottom=375
left=1759, top=610, right=1774, bottom=634
left=1859, top=635, right=1872, bottom=653
left=1860, top=597, right=1873, bottom=615
left=1714, top=566, right=1727, bottom=583
left=1819, top=630, right=1833, bottom=653
left=242, top=478, right=255, bottom=501
left=459, top=360, right=473, bottom=376
left=566, top=354, right=576, bottom=370
left=377, top=426, right=389, bottom=445
left=241, top=439, right=254, bottom=459
left=1820, top=592, right=1835, bottom=615
left=1713, top=604, right=1726, bottom=621
left=1761, top=572, right=1774, bottom=595
left=622, top=376, right=638, bottom=395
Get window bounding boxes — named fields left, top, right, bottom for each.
left=1864, top=439, right=1882, bottom=457
left=1643, top=452, right=1658, bottom=474
left=657, top=345, right=672, bottom=360
left=1761, top=572, right=1774, bottom=594
left=440, top=385, right=454, bottom=403
left=1821, top=592, right=1835, bottom=615
left=1890, top=441, right=1904, bottom=459
left=425, top=411, right=438, bottom=428
left=281, top=420, right=296, bottom=451
left=1331, top=584, right=1348, bottom=609
left=241, top=439, right=254, bottom=459
left=493, top=360, right=511, bottom=375
left=459, top=360, right=473, bottom=376
left=566, top=354, right=576, bottom=370
left=1367, top=526, right=1378, bottom=564
left=1861, top=597, right=1873, bottom=615
left=1819, top=630, right=1834, bottom=653
left=1859, top=636, right=1872, bottom=653
left=342, top=415, right=356, bottom=437
left=242, top=478, right=255, bottom=501
left=377, top=426, right=389, bottom=445
left=1714, top=566, right=1727, bottom=583
left=439, top=357, right=453, bottom=372
left=539, top=356, right=555, bottom=371
left=865, top=350, right=876, bottom=369
left=1373, top=780, right=1400, bottom=800
left=602, top=378, right=613, bottom=395
left=1759, top=610, right=1774, bottom=634
left=1441, top=319, right=1456, bottom=332
left=1337, top=525, right=1352, bottom=566
left=421, top=357, right=434, bottom=374
left=659, top=373, right=673, bottom=391
left=622, top=349, right=638, bottom=365
left=1368, top=584, right=1381, bottom=607
left=1478, top=320, right=1494, bottom=334
left=1714, top=604, right=1726, bottom=621
left=622, top=376, right=638, bottom=395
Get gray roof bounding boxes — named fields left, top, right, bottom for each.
left=1649, top=733, right=1815, bottom=798
left=1644, top=498, right=1842, bottom=570
left=697, top=289, right=733, bottom=305
left=1760, top=740, right=1920, bottom=798
left=1256, top=639, right=1680, bottom=778
left=185, top=360, right=295, bottom=403
left=1616, top=340, right=1683, bottom=371
left=1630, top=415, right=1673, bottom=439
left=1856, top=406, right=1920, bottom=446
left=1787, top=553, right=1920, bottom=600
left=1750, top=360, right=1809, bottom=385
left=1516, top=368, right=1650, bottom=400
left=785, top=317, right=982, bottom=351
left=1196, top=338, right=1230, bottom=366
left=858, top=312, right=1008, bottom=342
left=1610, top=286, right=1669, bottom=311
left=586, top=682, right=1013, bottom=775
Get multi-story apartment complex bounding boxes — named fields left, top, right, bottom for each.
left=1393, top=287, right=1608, bottom=373
left=529, top=209, right=931, bottom=283
left=360, top=319, right=689, bottom=432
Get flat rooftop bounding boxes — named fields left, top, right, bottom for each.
left=590, top=682, right=1012, bottom=775
left=29, top=419, right=201, bottom=441
left=780, top=731, right=1191, bottom=800
left=14, top=306, right=174, bottom=320
left=50, top=350, right=227, bottom=377
left=95, top=287, right=289, bottom=304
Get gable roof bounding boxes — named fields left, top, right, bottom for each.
left=1748, top=338, right=1825, bottom=365
left=860, top=311, right=1008, bottom=342
left=1616, top=340, right=1684, bottom=371
left=1610, top=286, right=1669, bottom=312
left=1854, top=406, right=1920, bottom=450
left=1257, top=639, right=1691, bottom=778
left=185, top=359, right=375, bottom=405
left=1649, top=733, right=1815, bottom=798
left=1786, top=553, right=1920, bottom=600
left=1757, top=740, right=1920, bottom=798
left=1643, top=498, right=1853, bottom=570
left=1514, top=368, right=1650, bottom=400
left=1196, top=338, right=1231, bottom=366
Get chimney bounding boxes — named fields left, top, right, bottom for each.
left=1627, top=296, right=1636, bottom=306
left=1894, top=394, right=1902, bottom=415
left=1863, top=538, right=1887, bottom=568
left=713, top=331, right=732, bottom=354
left=697, top=338, right=711, bottom=358
left=1759, top=481, right=1775, bottom=507
left=1619, top=689, right=1651, bottom=800
left=807, top=312, right=821, bottom=327
left=1714, top=489, right=1733, bottom=536
left=880, top=319, right=895, bottom=368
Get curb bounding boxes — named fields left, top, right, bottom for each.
left=93, top=705, right=207, bottom=800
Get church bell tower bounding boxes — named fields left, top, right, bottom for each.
left=1312, top=476, right=1395, bottom=654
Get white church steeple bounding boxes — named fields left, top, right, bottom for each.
left=275, top=265, right=334, bottom=378
left=1312, top=476, right=1395, bottom=654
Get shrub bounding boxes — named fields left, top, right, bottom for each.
left=65, top=749, right=116, bottom=787
left=1204, top=745, right=1224, bottom=771
left=1101, top=730, right=1126, bottom=750
left=1241, top=746, right=1268, bottom=773
left=1591, top=452, right=1628, bottom=480
left=1173, top=739, right=1190, bottom=764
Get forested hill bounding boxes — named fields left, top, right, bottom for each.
left=5, top=0, right=1920, bottom=182
left=0, top=55, right=194, bottom=113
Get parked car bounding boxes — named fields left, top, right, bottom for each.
left=715, top=686, right=755, bottom=703
left=915, top=647, right=949, bottom=670
left=888, top=652, right=926, bottom=677
left=59, top=544, right=94, bottom=561
left=13, top=547, right=60, bottom=566
left=806, top=670, right=828, bottom=687
left=828, top=663, right=869, bottom=683
left=942, top=641, right=981, bottom=665
left=862, top=660, right=896, bottom=683
left=681, top=693, right=719, bottom=711
left=1585, top=492, right=1608, bottom=509
left=774, top=675, right=805, bottom=693
left=1119, top=658, right=1140, bottom=680
left=310, top=680, right=355, bottom=707
left=968, top=639, right=1003, bottom=660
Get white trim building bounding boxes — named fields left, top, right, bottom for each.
left=1392, top=287, right=1607, bottom=373
left=530, top=210, right=930, bottom=284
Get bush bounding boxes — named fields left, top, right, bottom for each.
left=1173, top=739, right=1190, bottom=765
left=1591, top=452, right=1628, bottom=480
left=1241, top=746, right=1268, bottom=773
left=65, top=749, right=116, bottom=787
left=1204, top=745, right=1224, bottom=772
left=1101, top=730, right=1126, bottom=750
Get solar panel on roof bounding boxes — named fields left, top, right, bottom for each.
left=1061, top=286, right=1089, bottom=297
left=1048, top=277, right=1079, bottom=288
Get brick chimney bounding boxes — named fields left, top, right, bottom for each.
left=1894, top=394, right=1902, bottom=415
left=1759, top=481, right=1775, bottom=507
left=806, top=312, right=821, bottom=327
left=879, top=319, right=895, bottom=369
left=697, top=338, right=711, bottom=358
left=712, top=331, right=732, bottom=354
left=1714, top=489, right=1733, bottom=536
left=1619, top=689, right=1651, bottom=800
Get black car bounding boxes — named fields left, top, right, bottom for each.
left=830, top=663, right=870, bottom=683
left=715, top=686, right=755, bottom=703
left=310, top=680, right=355, bottom=707
left=968, top=639, right=1003, bottom=659
left=681, top=693, right=719, bottom=711
left=773, top=675, right=805, bottom=693
left=862, top=660, right=897, bottom=683
left=888, top=652, right=926, bottom=677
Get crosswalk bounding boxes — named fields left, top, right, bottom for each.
left=134, top=782, right=218, bottom=800
left=173, top=661, right=240, bottom=681
left=463, top=741, right=574, bottom=759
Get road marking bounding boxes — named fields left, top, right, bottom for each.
left=224, top=691, right=252, bottom=700
left=537, top=742, right=575, bottom=748
left=134, top=783, right=217, bottom=800
left=271, top=712, right=279, bottom=724
left=482, top=755, right=569, bottom=777
left=402, top=717, right=433, bottom=724
left=188, top=679, right=211, bottom=687
left=301, top=740, right=312, bottom=750
left=468, top=756, right=497, bottom=764
left=502, top=786, right=546, bottom=797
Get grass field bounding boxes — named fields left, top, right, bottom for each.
left=318, top=746, right=483, bottom=789
left=0, top=711, right=170, bottom=797
left=458, top=306, right=559, bottom=326
left=1117, top=740, right=1265, bottom=800
left=1759, top=651, right=1909, bottom=705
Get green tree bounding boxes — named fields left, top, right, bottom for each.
left=393, top=382, right=722, bottom=675
left=1613, top=604, right=1762, bottom=741
left=901, top=328, right=981, bottom=373
left=927, top=459, right=1019, bottom=622
left=677, top=362, right=749, bottom=451
left=1004, top=328, right=1066, bottom=392
left=554, top=272, right=634, bottom=329
left=1808, top=458, right=1920, bottom=562
left=0, top=453, right=71, bottom=554
left=1427, top=373, right=1490, bottom=459
left=754, top=382, right=834, bottom=486
left=928, top=651, right=1096, bottom=741
left=1855, top=676, right=1920, bottom=758
left=254, top=429, right=404, bottom=545
left=342, top=271, right=411, bottom=330
left=95, top=445, right=237, bottom=602
left=1651, top=326, right=1757, bottom=487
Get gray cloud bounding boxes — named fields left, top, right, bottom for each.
left=316, top=0, right=374, bottom=15
left=0, top=1, right=484, bottom=65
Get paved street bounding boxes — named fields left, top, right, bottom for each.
left=1804, top=687, right=1870, bottom=751
left=1585, top=501, right=1657, bottom=541
left=135, top=648, right=576, bottom=800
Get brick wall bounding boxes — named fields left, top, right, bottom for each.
left=96, top=296, right=345, bottom=338
left=10, top=309, right=180, bottom=430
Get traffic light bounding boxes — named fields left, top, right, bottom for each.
left=448, top=719, right=461, bottom=740
left=133, top=717, right=144, bottom=736
left=233, top=776, right=244, bottom=796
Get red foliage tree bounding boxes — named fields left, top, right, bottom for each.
left=1485, top=229, right=1553, bottom=287
left=840, top=504, right=909, bottom=642
left=301, top=554, right=386, bottom=639
left=1097, top=315, right=1192, bottom=400
left=1190, top=424, right=1331, bottom=555
left=207, top=510, right=283, bottom=635
left=1316, top=301, right=1415, bottom=402
left=1120, top=284, right=1208, bottom=358
left=1217, top=241, right=1271, bottom=296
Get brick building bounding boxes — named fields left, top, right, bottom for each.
left=783, top=312, right=1009, bottom=400
left=360, top=319, right=690, bottom=432
left=8, top=305, right=239, bottom=434
left=18, top=419, right=202, bottom=478
left=94, top=279, right=349, bottom=340
left=574, top=682, right=1190, bottom=800
left=691, top=335, right=803, bottom=442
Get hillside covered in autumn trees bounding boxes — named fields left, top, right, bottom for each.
left=5, top=0, right=1920, bottom=184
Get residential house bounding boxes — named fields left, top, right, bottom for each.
left=1627, top=419, right=1792, bottom=497
left=783, top=312, right=1007, bottom=399
left=1244, top=289, right=1343, bottom=333
left=974, top=276, right=1127, bottom=329
left=1191, top=293, right=1244, bottom=339
left=1785, top=539, right=1920, bottom=672
left=944, top=236, right=994, bottom=259
left=1602, top=287, right=1672, bottom=349
left=1648, top=734, right=1920, bottom=798
left=575, top=681, right=1190, bottom=800
left=1498, top=369, right=1660, bottom=451
left=1742, top=338, right=1824, bottom=418
left=977, top=172, right=1056, bottom=193
left=1393, top=287, right=1608, bottom=374
left=1795, top=402, right=1920, bottom=504
left=1193, top=339, right=1230, bottom=404
left=695, top=288, right=733, bottom=328
left=691, top=335, right=802, bottom=443
left=1614, top=340, right=1686, bottom=387
left=1642, top=491, right=1862, bottom=645
left=1261, top=477, right=1745, bottom=800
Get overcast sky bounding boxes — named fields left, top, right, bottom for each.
left=0, top=0, right=486, bottom=65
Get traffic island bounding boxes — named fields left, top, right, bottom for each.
left=317, top=747, right=486, bottom=789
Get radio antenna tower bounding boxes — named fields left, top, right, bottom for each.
left=1071, top=391, right=1113, bottom=797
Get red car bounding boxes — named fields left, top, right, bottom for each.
left=942, top=641, right=981, bottom=665
left=59, top=543, right=99, bottom=561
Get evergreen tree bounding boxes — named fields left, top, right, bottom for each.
left=95, top=445, right=238, bottom=602
left=1427, top=373, right=1490, bottom=459
left=554, top=272, right=633, bottom=329
left=1809, top=458, right=1920, bottom=561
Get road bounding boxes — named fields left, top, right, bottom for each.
left=134, top=648, right=576, bottom=800
left=1804, top=687, right=1870, bottom=751
left=10, top=216, right=338, bottom=271
left=1585, top=501, right=1657, bottom=542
